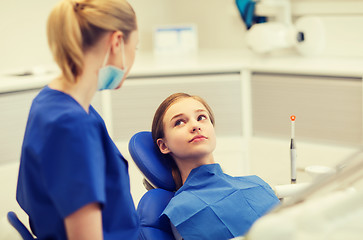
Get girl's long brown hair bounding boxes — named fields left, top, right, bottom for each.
left=151, top=93, right=215, bottom=190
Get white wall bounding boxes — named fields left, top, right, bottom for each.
left=0, top=0, right=58, bottom=72
left=1, top=0, right=363, bottom=72
left=130, top=0, right=247, bottom=51
left=0, top=0, right=246, bottom=71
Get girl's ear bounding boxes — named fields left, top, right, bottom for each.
left=157, top=138, right=171, bottom=154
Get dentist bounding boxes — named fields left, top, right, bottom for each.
left=16, top=0, right=139, bottom=239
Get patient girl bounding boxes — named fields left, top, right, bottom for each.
left=152, top=93, right=280, bottom=240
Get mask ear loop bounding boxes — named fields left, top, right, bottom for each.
left=121, top=37, right=127, bottom=71
left=101, top=47, right=111, bottom=67
left=101, top=36, right=126, bottom=69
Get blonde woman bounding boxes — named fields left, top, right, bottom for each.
left=16, top=0, right=139, bottom=239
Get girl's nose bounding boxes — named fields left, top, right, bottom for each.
left=192, top=126, right=201, bottom=132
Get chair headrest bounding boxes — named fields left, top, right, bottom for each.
left=129, top=131, right=176, bottom=191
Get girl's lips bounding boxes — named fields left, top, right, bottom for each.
left=189, top=135, right=207, bottom=142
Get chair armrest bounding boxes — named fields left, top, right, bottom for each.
left=273, top=183, right=310, bottom=199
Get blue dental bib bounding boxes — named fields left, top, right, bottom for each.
left=162, top=164, right=279, bottom=240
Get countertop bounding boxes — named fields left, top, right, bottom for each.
left=1, top=49, right=363, bottom=93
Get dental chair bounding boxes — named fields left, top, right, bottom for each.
left=7, top=211, right=36, bottom=240
left=129, top=131, right=176, bottom=240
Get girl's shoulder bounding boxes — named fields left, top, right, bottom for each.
left=234, top=174, right=269, bottom=185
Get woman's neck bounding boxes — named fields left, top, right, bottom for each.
left=174, top=154, right=215, bottom=185
left=48, top=54, right=100, bottom=113
left=49, top=76, right=96, bottom=113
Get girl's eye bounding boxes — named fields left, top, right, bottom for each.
left=174, top=119, right=185, bottom=126
left=198, top=115, right=207, bottom=121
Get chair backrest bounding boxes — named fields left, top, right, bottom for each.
left=7, top=211, right=35, bottom=240
left=129, top=131, right=176, bottom=240
left=137, top=189, right=175, bottom=240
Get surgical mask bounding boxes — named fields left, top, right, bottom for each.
left=97, top=38, right=127, bottom=91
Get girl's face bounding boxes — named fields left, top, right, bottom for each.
left=157, top=98, right=216, bottom=161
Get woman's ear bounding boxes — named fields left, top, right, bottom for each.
left=110, top=31, right=123, bottom=54
left=157, top=138, right=171, bottom=154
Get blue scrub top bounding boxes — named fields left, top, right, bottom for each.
left=162, top=164, right=280, bottom=240
left=16, top=86, right=140, bottom=240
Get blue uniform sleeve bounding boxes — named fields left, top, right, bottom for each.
left=40, top=112, right=106, bottom=218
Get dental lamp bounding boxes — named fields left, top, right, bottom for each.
left=244, top=0, right=325, bottom=56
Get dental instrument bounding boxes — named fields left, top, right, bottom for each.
left=290, top=115, right=296, bottom=184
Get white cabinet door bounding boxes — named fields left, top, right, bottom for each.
left=109, top=73, right=243, bottom=142
left=252, top=73, right=362, bottom=145
left=0, top=89, right=40, bottom=164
